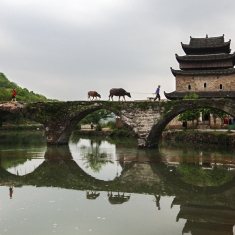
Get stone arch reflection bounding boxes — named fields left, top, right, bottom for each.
left=5, top=158, right=44, bottom=176
left=0, top=131, right=47, bottom=176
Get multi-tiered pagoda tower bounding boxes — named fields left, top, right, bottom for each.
left=165, top=35, right=235, bottom=100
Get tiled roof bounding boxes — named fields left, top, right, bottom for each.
left=189, top=35, right=225, bottom=47
left=170, top=68, right=235, bottom=76
left=181, top=36, right=231, bottom=55
left=175, top=53, right=235, bottom=62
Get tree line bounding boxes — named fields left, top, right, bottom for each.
left=0, top=73, right=56, bottom=102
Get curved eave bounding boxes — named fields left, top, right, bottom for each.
left=181, top=40, right=231, bottom=55
left=175, top=53, right=235, bottom=63
left=164, top=91, right=235, bottom=100
left=189, top=35, right=225, bottom=41
left=170, top=68, right=235, bottom=77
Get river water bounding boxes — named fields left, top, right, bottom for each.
left=0, top=130, right=235, bottom=235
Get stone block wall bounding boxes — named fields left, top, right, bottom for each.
left=176, top=74, right=235, bottom=92
left=120, top=107, right=162, bottom=138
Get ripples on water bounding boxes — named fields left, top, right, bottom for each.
left=0, top=131, right=235, bottom=235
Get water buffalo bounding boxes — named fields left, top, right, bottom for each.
left=88, top=91, right=101, bottom=100
left=108, top=88, right=131, bottom=101
left=86, top=191, right=100, bottom=200
left=107, top=192, right=131, bottom=205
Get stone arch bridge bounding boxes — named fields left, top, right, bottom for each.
left=1, top=99, right=235, bottom=147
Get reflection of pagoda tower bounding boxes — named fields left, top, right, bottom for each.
left=165, top=35, right=235, bottom=100
left=172, top=197, right=235, bottom=235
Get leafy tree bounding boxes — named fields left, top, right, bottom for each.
left=210, top=108, right=228, bottom=129
left=81, top=139, right=114, bottom=172
left=80, top=109, right=114, bottom=125
left=178, top=93, right=200, bottom=129
left=178, top=93, right=228, bottom=129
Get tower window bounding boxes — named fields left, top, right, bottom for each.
left=204, top=83, right=206, bottom=88
left=219, top=84, right=223, bottom=89
left=188, top=85, right=191, bottom=90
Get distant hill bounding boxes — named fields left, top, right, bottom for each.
left=0, top=73, right=55, bottom=102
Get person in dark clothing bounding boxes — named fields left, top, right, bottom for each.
left=154, top=85, right=161, bottom=101
left=154, top=195, right=161, bottom=210
left=9, top=186, right=13, bottom=199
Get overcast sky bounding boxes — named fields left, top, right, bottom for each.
left=0, top=0, right=235, bottom=101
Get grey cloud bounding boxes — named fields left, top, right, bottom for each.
left=0, top=0, right=235, bottom=100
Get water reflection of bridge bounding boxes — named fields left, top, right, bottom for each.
left=1, top=145, right=235, bottom=234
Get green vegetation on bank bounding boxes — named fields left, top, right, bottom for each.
left=178, top=163, right=233, bottom=186
left=79, top=109, right=114, bottom=125
left=0, top=72, right=56, bottom=102
left=0, top=72, right=58, bottom=125
left=163, top=130, right=235, bottom=146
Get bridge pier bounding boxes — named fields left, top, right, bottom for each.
left=120, top=107, right=162, bottom=148
left=44, top=119, right=79, bottom=145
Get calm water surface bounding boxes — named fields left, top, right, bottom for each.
left=0, top=131, right=235, bottom=235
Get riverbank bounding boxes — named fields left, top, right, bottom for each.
left=0, top=123, right=43, bottom=131
left=73, top=125, right=133, bottom=137
left=74, top=129, right=111, bottom=136
left=162, top=130, right=235, bottom=146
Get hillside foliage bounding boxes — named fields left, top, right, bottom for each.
left=0, top=72, right=55, bottom=102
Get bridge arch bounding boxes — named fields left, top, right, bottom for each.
left=2, top=101, right=137, bottom=145
left=145, top=99, right=235, bottom=148
left=55, top=104, right=126, bottom=144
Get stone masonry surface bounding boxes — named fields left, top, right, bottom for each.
left=176, top=74, right=235, bottom=92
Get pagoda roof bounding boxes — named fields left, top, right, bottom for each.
left=164, top=91, right=235, bottom=100
left=188, top=35, right=227, bottom=47
left=175, top=53, right=235, bottom=62
left=182, top=35, right=231, bottom=55
left=176, top=204, right=235, bottom=224
left=171, top=67, right=235, bottom=76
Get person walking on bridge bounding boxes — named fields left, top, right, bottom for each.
left=154, top=85, right=161, bottom=101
